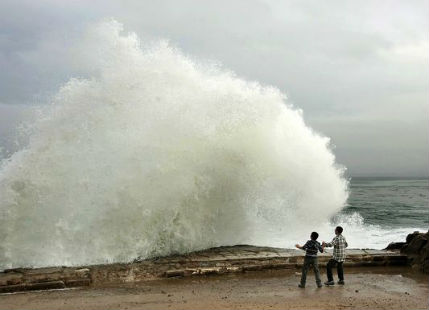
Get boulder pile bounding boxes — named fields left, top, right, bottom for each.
left=386, top=230, right=429, bottom=273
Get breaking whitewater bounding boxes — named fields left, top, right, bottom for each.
left=0, top=20, right=351, bottom=270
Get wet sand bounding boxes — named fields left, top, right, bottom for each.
left=0, top=267, right=427, bottom=310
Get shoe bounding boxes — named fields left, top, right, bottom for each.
left=298, top=284, right=305, bottom=288
left=317, top=283, right=323, bottom=288
left=324, top=281, right=335, bottom=286
left=338, top=280, right=345, bottom=285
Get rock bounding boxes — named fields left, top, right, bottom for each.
left=394, top=230, right=429, bottom=274
left=406, top=231, right=421, bottom=244
left=402, top=234, right=427, bottom=255
left=385, top=242, right=406, bottom=251
left=420, top=241, right=429, bottom=273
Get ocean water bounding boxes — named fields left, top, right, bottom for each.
left=0, top=21, right=426, bottom=270
left=260, top=177, right=428, bottom=251
left=344, top=178, right=428, bottom=229
left=333, top=177, right=428, bottom=248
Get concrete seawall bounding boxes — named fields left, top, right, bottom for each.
left=0, top=245, right=407, bottom=293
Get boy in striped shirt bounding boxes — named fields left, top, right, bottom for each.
left=295, top=231, right=324, bottom=288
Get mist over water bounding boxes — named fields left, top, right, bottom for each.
left=0, top=20, right=348, bottom=269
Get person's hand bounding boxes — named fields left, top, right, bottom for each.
left=295, top=244, right=300, bottom=249
left=322, top=241, right=326, bottom=246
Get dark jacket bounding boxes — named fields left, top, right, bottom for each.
left=302, top=240, right=323, bottom=257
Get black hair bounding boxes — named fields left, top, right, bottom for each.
left=335, top=226, right=343, bottom=234
left=310, top=232, right=319, bottom=240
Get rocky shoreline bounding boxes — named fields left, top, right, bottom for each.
left=386, top=230, right=429, bottom=273
left=1, top=230, right=427, bottom=294
left=0, top=246, right=408, bottom=294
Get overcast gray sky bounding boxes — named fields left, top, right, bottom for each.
left=0, top=0, right=428, bottom=177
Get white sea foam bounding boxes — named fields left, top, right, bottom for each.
left=268, top=212, right=425, bottom=250
left=0, top=20, right=348, bottom=269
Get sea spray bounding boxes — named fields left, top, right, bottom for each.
left=0, top=20, right=348, bottom=269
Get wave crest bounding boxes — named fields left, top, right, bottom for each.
left=0, top=20, right=348, bottom=269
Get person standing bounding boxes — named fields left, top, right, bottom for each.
left=295, top=231, right=324, bottom=288
left=323, top=226, right=348, bottom=285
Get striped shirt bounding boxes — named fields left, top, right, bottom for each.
left=325, top=234, right=348, bottom=262
left=302, top=240, right=323, bottom=257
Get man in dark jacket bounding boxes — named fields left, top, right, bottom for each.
left=295, top=231, right=324, bottom=288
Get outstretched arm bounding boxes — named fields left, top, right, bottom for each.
left=296, top=241, right=309, bottom=250
left=324, top=237, right=337, bottom=248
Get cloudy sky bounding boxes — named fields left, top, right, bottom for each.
left=0, top=0, right=428, bottom=177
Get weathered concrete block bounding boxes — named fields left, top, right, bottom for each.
left=74, top=268, right=90, bottom=276
left=197, top=267, right=222, bottom=275
left=0, top=281, right=66, bottom=293
left=165, top=270, right=185, bottom=277
left=23, top=272, right=64, bottom=283
left=343, top=262, right=358, bottom=267
left=272, top=263, right=293, bottom=269
left=3, top=268, right=29, bottom=274
left=28, top=281, right=66, bottom=291
left=65, top=279, right=91, bottom=287
left=226, top=266, right=241, bottom=272
left=0, top=273, right=23, bottom=286
left=387, top=256, right=408, bottom=262
left=242, top=265, right=263, bottom=271
left=25, top=267, right=64, bottom=275
left=0, top=283, right=27, bottom=293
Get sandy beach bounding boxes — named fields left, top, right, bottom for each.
left=0, top=267, right=427, bottom=310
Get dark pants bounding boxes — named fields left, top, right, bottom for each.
left=327, top=259, right=344, bottom=282
left=300, top=256, right=321, bottom=286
